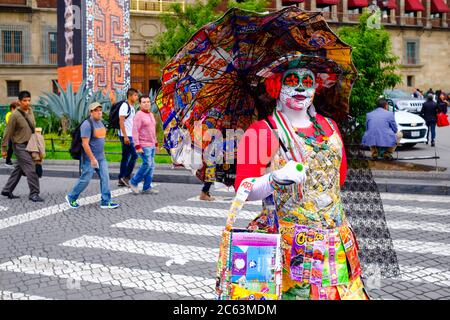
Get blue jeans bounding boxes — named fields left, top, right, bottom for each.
left=68, top=155, right=111, bottom=205
left=130, top=146, right=155, bottom=191
left=426, top=121, right=436, bottom=142
left=119, top=136, right=138, bottom=180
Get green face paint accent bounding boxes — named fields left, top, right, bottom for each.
left=296, top=163, right=304, bottom=172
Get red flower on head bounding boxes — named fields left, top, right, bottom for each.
left=264, top=73, right=282, bottom=99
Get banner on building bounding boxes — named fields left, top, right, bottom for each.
left=57, top=0, right=84, bottom=92
left=85, top=0, right=131, bottom=95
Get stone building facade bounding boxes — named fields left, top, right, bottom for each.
left=0, top=0, right=449, bottom=104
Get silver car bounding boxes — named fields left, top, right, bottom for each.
left=384, top=89, right=425, bottom=114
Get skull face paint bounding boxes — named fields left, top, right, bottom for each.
left=279, top=68, right=316, bottom=111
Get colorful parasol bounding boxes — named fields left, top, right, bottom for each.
left=156, top=6, right=357, bottom=185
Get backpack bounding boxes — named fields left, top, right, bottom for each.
left=69, top=117, right=94, bottom=160
left=108, top=100, right=131, bottom=129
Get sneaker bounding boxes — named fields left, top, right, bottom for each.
left=120, top=177, right=130, bottom=187
left=117, top=181, right=126, bottom=187
left=141, top=188, right=159, bottom=194
left=100, top=202, right=120, bottom=209
left=65, top=195, right=79, bottom=209
left=129, top=183, right=140, bottom=194
left=4, top=162, right=13, bottom=167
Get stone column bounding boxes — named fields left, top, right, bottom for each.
left=399, top=0, right=405, bottom=25
left=311, top=0, right=317, bottom=11
left=422, top=0, right=429, bottom=28
left=342, top=0, right=349, bottom=22
left=389, top=8, right=396, bottom=24
left=275, top=0, right=282, bottom=10
left=331, top=3, right=338, bottom=21
left=442, top=1, right=448, bottom=27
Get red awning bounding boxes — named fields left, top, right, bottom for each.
left=282, top=0, right=304, bottom=5
left=431, top=0, right=450, bottom=13
left=348, top=0, right=369, bottom=9
left=316, top=0, right=339, bottom=6
left=405, top=0, right=425, bottom=12
left=377, top=0, right=397, bottom=10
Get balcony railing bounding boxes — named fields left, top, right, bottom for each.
left=131, top=0, right=186, bottom=13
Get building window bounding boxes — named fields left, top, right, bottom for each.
left=2, top=30, right=23, bottom=63
left=48, top=32, right=57, bottom=64
left=6, top=80, right=20, bottom=97
left=405, top=40, right=419, bottom=65
left=52, top=79, right=59, bottom=94
left=407, top=75, right=414, bottom=87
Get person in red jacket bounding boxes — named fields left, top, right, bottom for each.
left=233, top=55, right=368, bottom=300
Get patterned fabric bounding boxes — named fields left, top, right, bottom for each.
left=85, top=0, right=130, bottom=94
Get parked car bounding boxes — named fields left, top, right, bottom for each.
left=388, top=104, right=428, bottom=147
left=384, top=89, right=425, bottom=114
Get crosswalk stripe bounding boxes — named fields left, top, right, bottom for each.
left=387, top=220, right=450, bottom=233
left=383, top=205, right=450, bottom=216
left=380, top=193, right=450, bottom=203
left=0, top=188, right=131, bottom=231
left=0, top=256, right=215, bottom=299
left=113, top=219, right=224, bottom=237
left=60, top=235, right=219, bottom=263
left=0, top=290, right=54, bottom=300
left=393, top=240, right=450, bottom=257
left=153, top=205, right=257, bottom=220
left=187, top=196, right=262, bottom=206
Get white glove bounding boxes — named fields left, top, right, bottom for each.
left=271, top=160, right=307, bottom=185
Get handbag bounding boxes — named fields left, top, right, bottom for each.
left=437, top=112, right=449, bottom=127
left=215, top=178, right=283, bottom=300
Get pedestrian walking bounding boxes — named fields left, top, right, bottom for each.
left=4, top=101, right=19, bottom=167
left=437, top=92, right=448, bottom=115
left=199, top=182, right=215, bottom=201
left=65, top=102, right=119, bottom=209
left=1, top=91, right=43, bottom=201
left=420, top=93, right=440, bottom=146
left=126, top=95, right=159, bottom=194
left=117, top=88, right=139, bottom=187
left=362, top=98, right=400, bottom=160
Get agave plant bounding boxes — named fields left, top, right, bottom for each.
left=38, top=80, right=123, bottom=132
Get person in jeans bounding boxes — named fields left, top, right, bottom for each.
left=65, top=102, right=119, bottom=209
left=200, top=182, right=215, bottom=201
left=420, top=93, right=440, bottom=147
left=118, top=88, right=139, bottom=187
left=4, top=101, right=19, bottom=166
left=1, top=91, right=43, bottom=202
left=127, top=95, right=158, bottom=194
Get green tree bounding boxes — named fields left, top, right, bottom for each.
left=337, top=12, right=402, bottom=125
left=147, top=0, right=268, bottom=65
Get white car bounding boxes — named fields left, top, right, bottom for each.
left=392, top=107, right=428, bottom=147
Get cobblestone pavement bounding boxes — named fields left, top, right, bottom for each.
left=0, top=175, right=448, bottom=300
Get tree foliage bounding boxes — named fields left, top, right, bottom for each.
left=337, top=13, right=402, bottom=124
left=147, top=0, right=268, bottom=65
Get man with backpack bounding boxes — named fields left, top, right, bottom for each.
left=65, top=102, right=119, bottom=209
left=115, top=88, right=139, bottom=187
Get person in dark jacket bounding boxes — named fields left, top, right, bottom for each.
left=420, top=94, right=440, bottom=146
left=437, top=92, right=448, bottom=115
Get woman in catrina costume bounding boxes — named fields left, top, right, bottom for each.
left=233, top=53, right=370, bottom=300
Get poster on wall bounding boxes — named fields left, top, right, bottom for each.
left=85, top=0, right=131, bottom=96
left=57, top=0, right=84, bottom=92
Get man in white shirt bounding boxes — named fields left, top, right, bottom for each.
left=118, top=88, right=139, bottom=187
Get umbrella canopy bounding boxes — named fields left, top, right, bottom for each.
left=156, top=6, right=357, bottom=184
